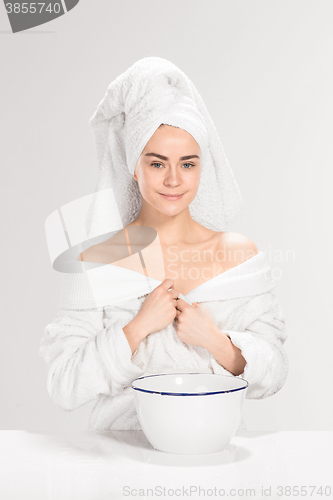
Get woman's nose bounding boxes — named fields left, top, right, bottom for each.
left=164, top=168, right=181, bottom=186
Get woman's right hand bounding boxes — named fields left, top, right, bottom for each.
left=135, top=278, right=179, bottom=337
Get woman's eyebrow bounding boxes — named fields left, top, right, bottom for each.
left=144, top=153, right=200, bottom=161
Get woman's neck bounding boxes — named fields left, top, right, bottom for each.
left=128, top=216, right=216, bottom=247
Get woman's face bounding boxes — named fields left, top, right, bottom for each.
left=133, top=125, right=202, bottom=217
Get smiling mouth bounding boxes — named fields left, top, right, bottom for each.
left=159, top=193, right=184, bottom=200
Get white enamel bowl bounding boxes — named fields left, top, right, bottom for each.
left=131, top=373, right=248, bottom=455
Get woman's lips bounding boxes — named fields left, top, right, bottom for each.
left=159, top=193, right=184, bottom=201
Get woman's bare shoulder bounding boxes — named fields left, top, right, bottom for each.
left=218, top=231, right=259, bottom=262
left=76, top=228, right=129, bottom=263
left=76, top=242, right=109, bottom=263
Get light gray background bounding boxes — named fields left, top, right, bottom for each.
left=1, top=0, right=332, bottom=432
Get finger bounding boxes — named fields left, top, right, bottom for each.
left=161, top=278, right=174, bottom=291
left=176, top=297, right=193, bottom=308
left=175, top=298, right=190, bottom=312
left=175, top=299, right=183, bottom=312
left=169, top=288, right=180, bottom=300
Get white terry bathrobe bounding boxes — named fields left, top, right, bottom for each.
left=40, top=249, right=288, bottom=431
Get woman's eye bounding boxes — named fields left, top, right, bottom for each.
left=152, top=162, right=194, bottom=170
left=151, top=162, right=194, bottom=169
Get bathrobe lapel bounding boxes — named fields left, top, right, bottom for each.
left=59, top=251, right=275, bottom=311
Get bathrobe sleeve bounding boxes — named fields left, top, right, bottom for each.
left=222, top=290, right=288, bottom=399
left=39, top=308, right=144, bottom=411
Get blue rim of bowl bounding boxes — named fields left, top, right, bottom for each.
left=131, top=372, right=249, bottom=396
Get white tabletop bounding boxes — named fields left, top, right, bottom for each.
left=0, top=430, right=332, bottom=499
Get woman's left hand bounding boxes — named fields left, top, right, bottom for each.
left=174, top=298, right=218, bottom=349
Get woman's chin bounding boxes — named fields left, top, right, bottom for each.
left=150, top=205, right=186, bottom=218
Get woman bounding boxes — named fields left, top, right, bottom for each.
left=40, top=57, right=288, bottom=431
